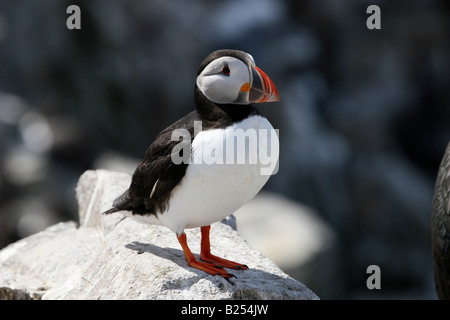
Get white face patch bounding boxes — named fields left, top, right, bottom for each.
left=196, top=56, right=251, bottom=104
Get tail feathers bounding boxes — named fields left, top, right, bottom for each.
left=103, top=207, right=121, bottom=215
left=103, top=189, right=140, bottom=215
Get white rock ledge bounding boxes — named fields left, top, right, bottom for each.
left=0, top=169, right=318, bottom=300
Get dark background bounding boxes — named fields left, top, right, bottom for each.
left=0, top=0, right=449, bottom=299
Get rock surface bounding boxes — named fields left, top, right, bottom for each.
left=234, top=192, right=340, bottom=298
left=0, top=170, right=318, bottom=300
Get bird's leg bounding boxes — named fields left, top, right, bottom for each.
left=200, top=225, right=249, bottom=270
left=176, top=232, right=233, bottom=278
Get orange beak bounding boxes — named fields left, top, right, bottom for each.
left=248, top=64, right=280, bottom=103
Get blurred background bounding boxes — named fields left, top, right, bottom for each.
left=0, top=0, right=449, bottom=299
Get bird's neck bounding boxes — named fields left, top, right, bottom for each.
left=194, top=86, right=259, bottom=124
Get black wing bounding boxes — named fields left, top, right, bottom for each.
left=104, top=111, right=199, bottom=215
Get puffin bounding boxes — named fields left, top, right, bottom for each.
left=104, top=49, right=280, bottom=278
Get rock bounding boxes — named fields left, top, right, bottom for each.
left=0, top=169, right=318, bottom=300
left=431, top=141, right=450, bottom=299
left=234, top=192, right=341, bottom=298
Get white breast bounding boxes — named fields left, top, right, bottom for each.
left=156, top=115, right=279, bottom=235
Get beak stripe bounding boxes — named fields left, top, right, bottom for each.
left=253, top=65, right=280, bottom=103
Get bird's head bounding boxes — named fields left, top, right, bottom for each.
left=196, top=49, right=279, bottom=105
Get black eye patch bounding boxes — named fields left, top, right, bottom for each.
left=221, top=64, right=230, bottom=76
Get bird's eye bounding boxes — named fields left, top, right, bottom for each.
left=221, top=64, right=230, bottom=76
